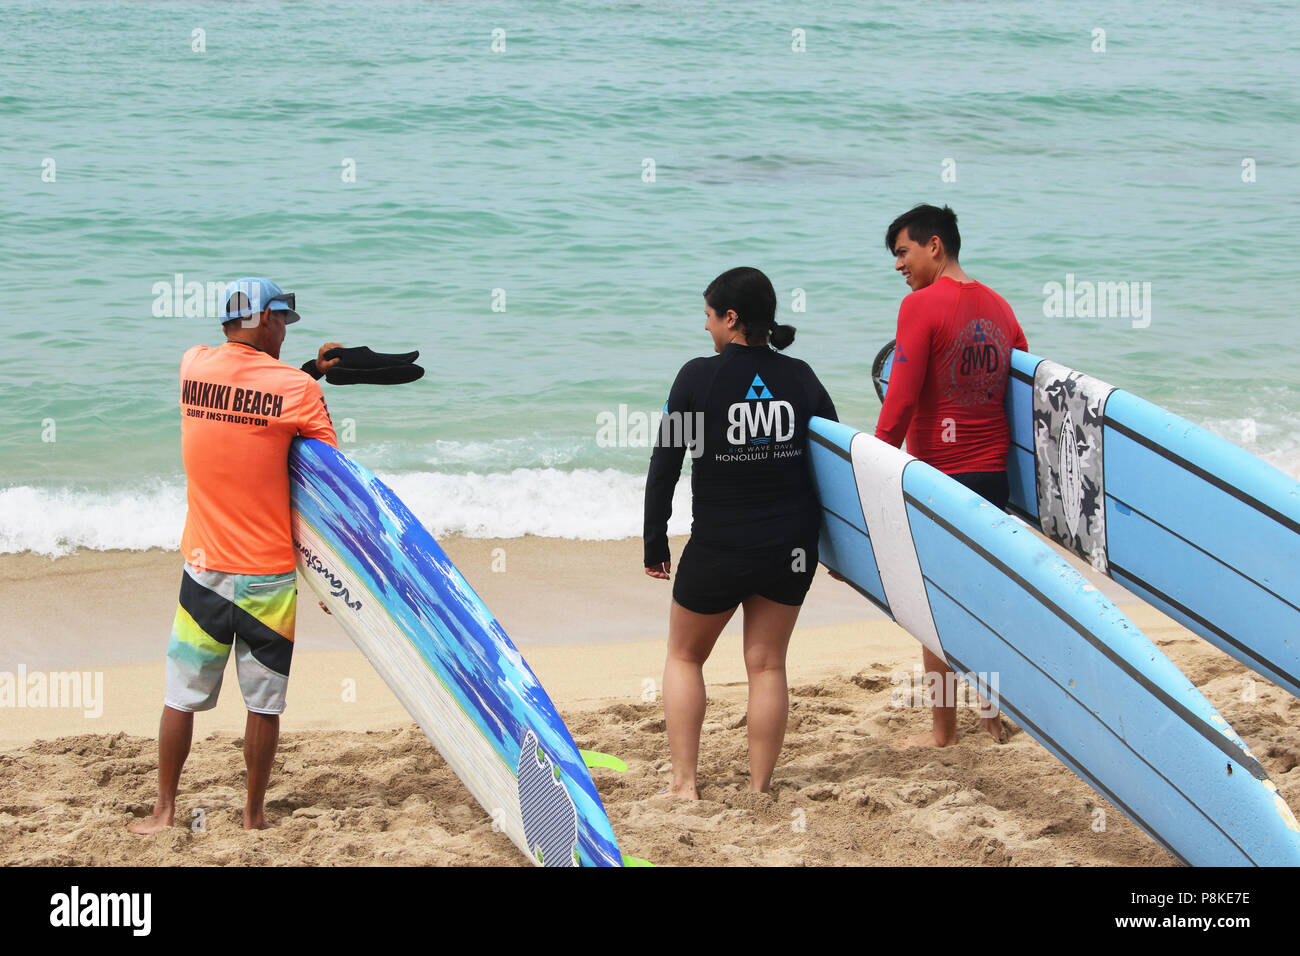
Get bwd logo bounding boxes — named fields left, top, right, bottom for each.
left=960, top=334, right=999, bottom=376
left=726, top=375, right=794, bottom=446
left=944, top=319, right=1009, bottom=406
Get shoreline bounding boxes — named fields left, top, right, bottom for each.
left=0, top=535, right=880, bottom=672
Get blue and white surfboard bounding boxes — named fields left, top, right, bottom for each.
left=289, top=438, right=623, bottom=867
left=1006, top=350, right=1300, bottom=702
left=810, top=417, right=1300, bottom=866
left=876, top=341, right=1300, bottom=701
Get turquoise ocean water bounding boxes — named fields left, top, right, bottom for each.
left=1, top=0, right=1297, bottom=554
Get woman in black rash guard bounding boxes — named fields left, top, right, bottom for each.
left=644, top=266, right=837, bottom=800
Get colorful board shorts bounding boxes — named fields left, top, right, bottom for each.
left=164, top=563, right=297, bottom=715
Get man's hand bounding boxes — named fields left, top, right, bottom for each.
left=644, top=560, right=671, bottom=580
left=316, top=342, right=344, bottom=376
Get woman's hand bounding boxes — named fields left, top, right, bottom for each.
left=645, top=560, right=671, bottom=580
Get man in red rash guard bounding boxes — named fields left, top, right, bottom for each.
left=877, top=204, right=1027, bottom=748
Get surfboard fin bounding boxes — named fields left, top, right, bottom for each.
left=871, top=338, right=895, bottom=403
left=579, top=749, right=628, bottom=773
left=621, top=854, right=654, bottom=867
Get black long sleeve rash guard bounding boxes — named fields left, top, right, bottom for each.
left=643, top=342, right=837, bottom=567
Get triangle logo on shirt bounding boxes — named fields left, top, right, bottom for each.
left=895, top=347, right=908, bottom=363
left=745, top=375, right=774, bottom=400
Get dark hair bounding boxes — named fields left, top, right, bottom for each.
left=702, top=266, right=796, bottom=351
left=885, top=204, right=961, bottom=260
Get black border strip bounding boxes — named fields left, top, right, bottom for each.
left=810, top=427, right=852, bottom=462
left=1006, top=500, right=1038, bottom=524
left=820, top=507, right=889, bottom=615
left=1108, top=561, right=1300, bottom=693
left=934, top=591, right=1239, bottom=864
left=823, top=503, right=871, bottom=540
left=1107, top=491, right=1299, bottom=615
left=903, top=490, right=1270, bottom=783
left=1105, top=415, right=1300, bottom=536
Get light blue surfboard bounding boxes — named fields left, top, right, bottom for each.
left=876, top=340, right=1300, bottom=701
left=289, top=438, right=623, bottom=867
left=810, top=416, right=1300, bottom=866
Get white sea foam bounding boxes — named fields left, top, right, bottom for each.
left=0, top=481, right=189, bottom=557
left=380, top=467, right=690, bottom=540
left=0, top=469, right=692, bottom=557
left=4, top=413, right=1294, bottom=558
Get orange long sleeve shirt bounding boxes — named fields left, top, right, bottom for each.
left=178, top=342, right=337, bottom=573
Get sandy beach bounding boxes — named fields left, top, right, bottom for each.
left=1, top=536, right=1297, bottom=867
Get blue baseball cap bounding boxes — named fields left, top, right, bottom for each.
left=222, top=277, right=300, bottom=324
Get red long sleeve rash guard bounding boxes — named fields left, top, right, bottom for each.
left=875, top=277, right=1027, bottom=475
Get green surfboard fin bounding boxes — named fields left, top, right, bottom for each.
left=621, top=854, right=654, bottom=867
left=579, top=749, right=628, bottom=773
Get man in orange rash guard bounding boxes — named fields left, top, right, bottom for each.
left=876, top=205, right=1027, bottom=749
left=130, top=278, right=340, bottom=834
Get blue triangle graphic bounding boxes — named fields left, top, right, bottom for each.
left=748, top=375, right=773, bottom=400
left=895, top=347, right=907, bottom=363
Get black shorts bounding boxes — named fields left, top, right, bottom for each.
left=949, top=470, right=1010, bottom=511
left=672, top=538, right=818, bottom=615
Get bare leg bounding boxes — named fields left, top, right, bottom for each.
left=663, top=599, right=735, bottom=800
left=894, top=648, right=1005, bottom=747
left=977, top=692, right=1004, bottom=743
left=740, top=595, right=801, bottom=793
left=128, top=705, right=193, bottom=834
left=897, top=647, right=959, bottom=748
left=243, top=711, right=279, bottom=829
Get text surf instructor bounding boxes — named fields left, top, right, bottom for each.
left=129, top=278, right=340, bottom=834
left=644, top=267, right=837, bottom=799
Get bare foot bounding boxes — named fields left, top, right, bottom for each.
left=242, top=810, right=273, bottom=830
left=894, top=730, right=956, bottom=750
left=980, top=715, right=1005, bottom=743
left=656, top=783, right=699, bottom=801
left=127, top=809, right=174, bottom=834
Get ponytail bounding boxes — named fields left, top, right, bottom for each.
left=769, top=322, right=796, bottom=350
